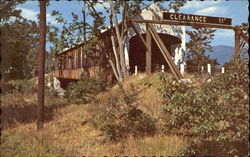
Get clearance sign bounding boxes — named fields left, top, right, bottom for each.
left=163, top=12, right=232, bottom=26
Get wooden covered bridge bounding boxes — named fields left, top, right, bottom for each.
left=55, top=3, right=186, bottom=81
left=55, top=3, right=239, bottom=82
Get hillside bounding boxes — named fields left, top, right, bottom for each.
left=1, top=74, right=190, bottom=156
left=207, top=45, right=234, bottom=66
left=206, top=45, right=248, bottom=66
left=1, top=69, right=248, bottom=156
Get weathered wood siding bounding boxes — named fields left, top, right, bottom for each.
left=55, top=34, right=112, bottom=80
left=55, top=68, right=83, bottom=80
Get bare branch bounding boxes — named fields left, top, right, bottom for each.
left=105, top=53, right=121, bottom=81
left=109, top=1, right=121, bottom=41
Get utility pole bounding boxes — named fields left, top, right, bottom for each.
left=83, top=1, right=86, bottom=42
left=37, top=0, right=46, bottom=130
left=81, top=1, right=86, bottom=68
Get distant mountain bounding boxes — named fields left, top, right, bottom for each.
left=206, top=45, right=234, bottom=66
left=205, top=45, right=248, bottom=66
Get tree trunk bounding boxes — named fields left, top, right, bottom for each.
left=110, top=31, right=123, bottom=81
left=109, top=1, right=128, bottom=81
left=37, top=0, right=46, bottom=130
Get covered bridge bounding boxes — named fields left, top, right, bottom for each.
left=55, top=3, right=186, bottom=81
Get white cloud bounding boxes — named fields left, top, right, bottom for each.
left=17, top=7, right=57, bottom=25
left=195, top=6, right=228, bottom=16
left=181, top=1, right=222, bottom=10
left=17, top=7, right=38, bottom=21
left=46, top=14, right=57, bottom=25
left=196, top=6, right=217, bottom=14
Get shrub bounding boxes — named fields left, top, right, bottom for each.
left=66, top=72, right=108, bottom=104
left=158, top=60, right=248, bottom=156
left=2, top=79, right=37, bottom=94
left=140, top=72, right=165, bottom=89
left=90, top=84, right=156, bottom=142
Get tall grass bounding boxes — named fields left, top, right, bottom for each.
left=1, top=73, right=212, bottom=156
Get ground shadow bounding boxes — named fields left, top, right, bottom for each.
left=1, top=99, right=69, bottom=128
left=185, top=139, right=248, bottom=156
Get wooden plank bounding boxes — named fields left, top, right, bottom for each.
left=163, top=12, right=232, bottom=26
left=130, top=22, right=149, bottom=51
left=131, top=19, right=234, bottom=30
left=55, top=68, right=83, bottom=80
left=147, top=23, right=183, bottom=79
left=234, top=29, right=240, bottom=59
left=146, top=23, right=152, bottom=74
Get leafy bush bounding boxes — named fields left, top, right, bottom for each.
left=2, top=79, right=37, bottom=94
left=66, top=72, right=108, bottom=104
left=158, top=60, right=248, bottom=155
left=140, top=72, right=165, bottom=89
left=90, top=84, right=156, bottom=142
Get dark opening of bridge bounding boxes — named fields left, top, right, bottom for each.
left=129, top=33, right=181, bottom=73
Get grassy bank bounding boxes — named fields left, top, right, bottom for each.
left=1, top=65, right=248, bottom=156
left=1, top=103, right=189, bottom=156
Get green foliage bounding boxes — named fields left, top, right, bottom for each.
left=158, top=60, right=248, bottom=155
left=1, top=1, right=56, bottom=80
left=48, top=9, right=103, bottom=70
left=0, top=0, right=25, bottom=23
left=168, top=0, right=186, bottom=13
left=66, top=72, right=108, bottom=104
left=2, top=79, right=37, bottom=94
left=186, top=26, right=216, bottom=56
left=2, top=18, right=39, bottom=79
left=90, top=84, right=156, bottom=142
left=235, top=23, right=249, bottom=60
left=186, top=56, right=219, bottom=73
left=140, top=72, right=165, bottom=89
left=186, top=26, right=217, bottom=69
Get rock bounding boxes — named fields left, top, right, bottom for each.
left=53, top=77, right=65, bottom=97
left=138, top=73, right=146, bottom=80
left=47, top=82, right=52, bottom=88
left=178, top=78, right=193, bottom=83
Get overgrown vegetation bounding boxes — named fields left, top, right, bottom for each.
left=89, top=83, right=156, bottom=142
left=65, top=72, right=109, bottom=104
left=157, top=59, right=248, bottom=156
left=1, top=78, right=68, bottom=128
left=1, top=60, right=248, bottom=156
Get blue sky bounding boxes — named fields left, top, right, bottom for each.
left=18, top=0, right=249, bottom=51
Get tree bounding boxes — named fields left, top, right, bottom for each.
left=37, top=0, right=46, bottom=130
left=186, top=26, right=217, bottom=70
left=1, top=1, right=39, bottom=80
left=49, top=1, right=145, bottom=82
left=169, top=0, right=186, bottom=13
left=234, top=23, right=248, bottom=61
left=88, top=1, right=187, bottom=82
left=48, top=2, right=100, bottom=72
left=0, top=0, right=24, bottom=23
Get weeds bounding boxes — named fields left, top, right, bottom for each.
left=66, top=72, right=108, bottom=104
left=1, top=60, right=248, bottom=156
left=89, top=84, right=156, bottom=142
left=158, top=60, right=248, bottom=156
